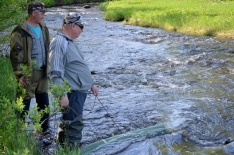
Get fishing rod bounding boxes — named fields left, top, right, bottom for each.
left=95, top=96, right=122, bottom=134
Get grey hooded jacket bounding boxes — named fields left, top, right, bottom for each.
left=48, top=31, right=93, bottom=93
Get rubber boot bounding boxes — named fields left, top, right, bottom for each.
left=58, top=120, right=66, bottom=147
left=35, top=92, right=49, bottom=132
left=64, top=115, right=84, bottom=148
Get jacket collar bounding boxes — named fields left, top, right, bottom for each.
left=20, top=19, right=46, bottom=35
left=57, top=30, right=73, bottom=41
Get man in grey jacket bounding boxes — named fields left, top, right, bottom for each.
left=48, top=12, right=98, bottom=147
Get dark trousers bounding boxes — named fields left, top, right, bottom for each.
left=61, top=91, right=87, bottom=146
left=22, top=92, right=49, bottom=132
left=63, top=91, right=87, bottom=120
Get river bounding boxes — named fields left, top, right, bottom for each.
left=29, top=3, right=234, bottom=155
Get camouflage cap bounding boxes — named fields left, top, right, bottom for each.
left=63, top=12, right=83, bottom=25
left=28, top=2, right=46, bottom=13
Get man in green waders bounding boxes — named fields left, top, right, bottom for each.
left=10, top=1, right=50, bottom=133
left=48, top=12, right=99, bottom=148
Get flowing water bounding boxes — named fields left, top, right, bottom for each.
left=26, top=4, right=234, bottom=155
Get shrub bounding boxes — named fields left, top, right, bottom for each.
left=0, top=57, right=42, bottom=155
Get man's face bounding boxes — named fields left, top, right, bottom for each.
left=33, top=11, right=45, bottom=23
left=72, top=23, right=83, bottom=39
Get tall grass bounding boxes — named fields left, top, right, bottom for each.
left=100, top=0, right=234, bottom=38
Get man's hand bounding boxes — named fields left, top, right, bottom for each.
left=91, top=85, right=98, bottom=96
left=60, top=95, right=69, bottom=108
left=19, top=76, right=27, bottom=88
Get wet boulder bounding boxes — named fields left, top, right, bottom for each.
left=83, top=5, right=91, bottom=9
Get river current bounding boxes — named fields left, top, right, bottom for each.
left=24, top=4, right=234, bottom=155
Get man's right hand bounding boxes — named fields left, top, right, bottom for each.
left=60, top=95, right=69, bottom=108
left=19, top=76, right=27, bottom=88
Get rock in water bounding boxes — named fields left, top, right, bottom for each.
left=84, top=5, right=91, bottom=9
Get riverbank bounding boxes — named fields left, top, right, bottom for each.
left=100, top=0, right=234, bottom=39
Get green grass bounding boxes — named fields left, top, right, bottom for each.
left=0, top=56, right=17, bottom=100
left=0, top=56, right=42, bottom=155
left=100, top=0, right=234, bottom=38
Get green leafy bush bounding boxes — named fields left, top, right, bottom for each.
left=42, top=0, right=56, bottom=6
left=0, top=57, right=42, bottom=155
left=0, top=0, right=27, bottom=31
left=0, top=53, right=78, bottom=155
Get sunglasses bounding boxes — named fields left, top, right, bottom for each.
left=75, top=23, right=84, bottom=30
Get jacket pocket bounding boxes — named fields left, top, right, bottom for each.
left=77, top=74, right=82, bottom=87
left=31, top=37, right=39, bottom=61
left=14, top=42, right=24, bottom=62
left=77, top=73, right=92, bottom=90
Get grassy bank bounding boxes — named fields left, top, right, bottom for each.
left=100, top=0, right=234, bottom=38
left=0, top=56, right=41, bottom=155
left=0, top=58, right=80, bottom=155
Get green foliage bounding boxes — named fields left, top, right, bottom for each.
left=19, top=60, right=42, bottom=95
left=0, top=56, right=17, bottom=100
left=49, top=79, right=71, bottom=98
left=49, top=81, right=82, bottom=155
left=0, top=0, right=27, bottom=32
left=101, top=0, right=234, bottom=38
left=41, top=0, right=56, bottom=6
left=0, top=94, right=42, bottom=155
left=0, top=57, right=41, bottom=154
left=0, top=57, right=78, bottom=154
left=21, top=64, right=32, bottom=78
left=57, top=144, right=81, bottom=155
left=26, top=104, right=45, bottom=131
left=41, top=0, right=107, bottom=6
left=49, top=80, right=71, bottom=116
left=0, top=0, right=27, bottom=44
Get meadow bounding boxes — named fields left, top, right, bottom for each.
left=100, top=0, right=234, bottom=38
